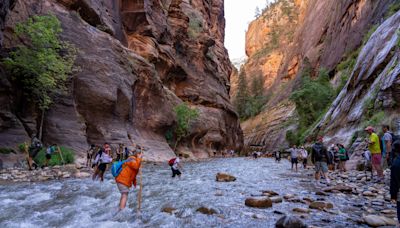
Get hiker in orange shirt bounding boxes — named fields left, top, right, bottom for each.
left=115, top=148, right=142, bottom=211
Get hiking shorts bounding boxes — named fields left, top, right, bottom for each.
left=117, top=183, right=130, bottom=194
left=171, top=167, right=181, bottom=177
left=371, top=154, right=382, bottom=166
left=291, top=158, right=298, bottom=164
left=315, top=161, right=328, bottom=173
left=29, top=148, right=41, bottom=158
left=98, top=163, right=107, bottom=172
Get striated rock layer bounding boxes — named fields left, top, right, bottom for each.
left=0, top=0, right=243, bottom=167
left=238, top=0, right=396, bottom=150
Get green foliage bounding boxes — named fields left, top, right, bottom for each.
left=18, top=143, right=27, bottom=152
left=337, top=48, right=359, bottom=72
left=0, top=148, right=15, bottom=154
left=385, top=1, right=400, bottom=19
left=188, top=12, right=203, bottom=39
left=397, top=29, right=400, bottom=47
left=165, top=128, right=174, bottom=146
left=34, top=146, right=75, bottom=166
left=361, top=111, right=385, bottom=129
left=336, top=73, right=349, bottom=95
left=173, top=103, right=199, bottom=148
left=286, top=130, right=300, bottom=146
left=290, top=68, right=334, bottom=129
left=233, top=73, right=267, bottom=120
left=3, top=15, right=77, bottom=110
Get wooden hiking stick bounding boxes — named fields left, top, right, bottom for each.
left=57, top=146, right=65, bottom=165
left=137, top=146, right=143, bottom=212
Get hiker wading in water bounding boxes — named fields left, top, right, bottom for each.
left=169, top=154, right=183, bottom=178
left=92, top=143, right=113, bottom=181
left=311, top=136, right=331, bottom=186
left=289, top=145, right=298, bottom=172
left=115, top=149, right=142, bottom=211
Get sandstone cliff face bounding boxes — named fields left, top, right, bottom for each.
left=316, top=11, right=400, bottom=145
left=239, top=0, right=396, bottom=151
left=0, top=0, right=242, bottom=167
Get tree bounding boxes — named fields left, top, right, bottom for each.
left=255, top=6, right=261, bottom=18
left=173, top=103, right=199, bottom=151
left=233, top=70, right=249, bottom=118
left=4, top=15, right=77, bottom=140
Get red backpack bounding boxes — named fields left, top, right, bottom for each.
left=168, top=158, right=176, bottom=166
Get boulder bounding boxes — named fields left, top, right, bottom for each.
left=196, top=206, right=218, bottom=215
left=363, top=214, right=397, bottom=227
left=161, top=207, right=177, bottom=214
left=216, top=173, right=236, bottom=182
left=270, top=196, right=283, bottom=203
left=276, top=215, right=307, bottom=228
left=309, top=201, right=333, bottom=210
left=245, top=197, right=272, bottom=208
left=293, top=208, right=311, bottom=213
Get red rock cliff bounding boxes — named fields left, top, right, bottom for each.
left=238, top=0, right=396, bottom=151
left=0, top=0, right=243, bottom=166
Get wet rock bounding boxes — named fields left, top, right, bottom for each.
left=270, top=196, right=283, bottom=203
left=245, top=197, right=272, bottom=208
left=283, top=194, right=296, bottom=200
left=161, top=207, right=177, bottom=214
left=362, top=191, right=376, bottom=197
left=196, top=206, right=218, bottom=215
left=273, top=210, right=285, bottom=215
left=322, top=185, right=353, bottom=193
left=74, top=171, right=91, bottom=178
left=252, top=213, right=267, bottom=219
left=262, top=190, right=279, bottom=196
left=216, top=173, right=236, bottom=182
left=381, top=209, right=396, bottom=214
left=293, top=208, right=311, bottom=213
left=315, top=191, right=328, bottom=196
left=309, top=201, right=333, bottom=210
left=276, top=215, right=307, bottom=228
left=363, top=214, right=397, bottom=227
left=215, top=190, right=223, bottom=196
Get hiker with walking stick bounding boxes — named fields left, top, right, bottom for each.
left=114, top=147, right=142, bottom=211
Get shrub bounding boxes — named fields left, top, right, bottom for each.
left=34, top=146, right=75, bottom=166
left=188, top=12, right=203, bottom=39
left=0, top=148, right=15, bottom=154
left=385, top=1, right=400, bottom=19
left=361, top=111, right=385, bottom=129
left=362, top=24, right=378, bottom=45
left=18, top=143, right=28, bottom=153
left=173, top=103, right=199, bottom=150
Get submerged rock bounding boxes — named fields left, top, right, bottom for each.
left=196, top=206, right=218, bottom=215
left=276, top=215, right=307, bottom=228
left=161, top=207, right=177, bottom=214
left=309, top=201, right=333, bottom=210
left=245, top=197, right=272, bottom=208
left=216, top=173, right=236, bottom=182
left=362, top=214, right=397, bottom=227
left=293, top=208, right=311, bottom=213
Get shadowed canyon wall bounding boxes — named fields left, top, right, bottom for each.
left=0, top=0, right=243, bottom=167
left=235, top=0, right=399, bottom=151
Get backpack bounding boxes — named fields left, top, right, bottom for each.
left=111, top=158, right=133, bottom=177
left=390, top=132, right=400, bottom=145
left=312, top=143, right=329, bottom=163
left=168, top=158, right=176, bottom=166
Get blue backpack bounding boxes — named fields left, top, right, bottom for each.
left=111, top=158, right=133, bottom=177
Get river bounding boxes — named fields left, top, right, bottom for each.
left=0, top=158, right=377, bottom=227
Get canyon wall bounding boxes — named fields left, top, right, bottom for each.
left=0, top=0, right=243, bottom=167
left=238, top=0, right=398, bottom=150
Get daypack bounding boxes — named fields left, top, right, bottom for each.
left=168, top=158, right=176, bottom=166
left=390, top=132, right=400, bottom=145
left=111, top=158, right=133, bottom=177
left=312, top=143, right=329, bottom=163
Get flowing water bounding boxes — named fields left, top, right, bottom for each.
left=0, top=158, right=370, bottom=227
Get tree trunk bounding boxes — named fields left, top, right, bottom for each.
left=38, top=109, right=45, bottom=141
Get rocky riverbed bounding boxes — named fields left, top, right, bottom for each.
left=0, top=158, right=398, bottom=227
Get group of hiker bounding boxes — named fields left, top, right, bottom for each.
left=287, top=145, right=308, bottom=172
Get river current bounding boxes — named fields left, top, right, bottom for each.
left=0, top=158, right=371, bottom=227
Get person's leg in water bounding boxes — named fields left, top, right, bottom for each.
left=171, top=167, right=176, bottom=178
left=99, top=170, right=105, bottom=181
left=119, top=192, right=128, bottom=210
left=92, top=167, right=99, bottom=180
left=295, top=159, right=298, bottom=172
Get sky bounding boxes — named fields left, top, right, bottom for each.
left=224, top=0, right=270, bottom=61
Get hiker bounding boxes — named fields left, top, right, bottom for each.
left=289, top=145, right=298, bottom=172
left=363, top=149, right=373, bottom=178
left=169, top=154, right=183, bottom=178
left=27, top=134, right=42, bottom=170
left=299, top=146, right=308, bottom=169
left=390, top=140, right=400, bottom=226
left=382, top=125, right=393, bottom=167
left=92, top=143, right=113, bottom=181
left=337, top=144, right=347, bottom=172
left=104, top=142, right=112, bottom=157
left=124, top=147, right=129, bottom=160
left=115, top=149, right=142, bottom=211
left=44, top=144, right=57, bottom=167
left=275, top=151, right=281, bottom=162
left=116, top=144, right=124, bottom=162
left=311, top=136, right=331, bottom=186
left=365, top=126, right=384, bottom=182
left=86, top=144, right=96, bottom=167
left=328, top=145, right=336, bottom=171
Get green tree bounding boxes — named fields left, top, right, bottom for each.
left=233, top=70, right=249, bottom=118
left=173, top=103, right=199, bottom=151
left=3, top=15, right=77, bottom=140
